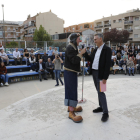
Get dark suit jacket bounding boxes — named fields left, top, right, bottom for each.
left=45, top=61, right=54, bottom=70
left=85, top=44, right=112, bottom=80
left=112, top=60, right=119, bottom=66
left=36, top=62, right=45, bottom=71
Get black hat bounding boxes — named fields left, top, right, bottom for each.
left=70, top=33, right=80, bottom=41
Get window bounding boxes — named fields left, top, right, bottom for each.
left=119, top=19, right=122, bottom=23
left=134, top=26, right=140, bottom=30
left=84, top=24, right=89, bottom=28
left=135, top=17, right=139, bottom=21
left=0, top=31, right=3, bottom=36
left=80, top=26, right=82, bottom=29
left=134, top=34, right=138, bottom=38
left=73, top=27, right=75, bottom=30
left=113, top=20, right=116, bottom=23
left=90, top=25, right=92, bottom=28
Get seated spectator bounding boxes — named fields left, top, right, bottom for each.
left=121, top=47, right=125, bottom=56
left=48, top=47, right=53, bottom=59
left=116, top=47, right=122, bottom=55
left=53, top=47, right=58, bottom=55
left=30, top=49, right=35, bottom=57
left=127, top=57, right=134, bottom=76
left=124, top=43, right=128, bottom=49
left=112, top=58, right=119, bottom=75
left=36, top=53, right=41, bottom=62
left=111, top=52, right=117, bottom=60
left=132, top=43, right=135, bottom=52
left=0, top=62, right=9, bottom=86
left=36, top=59, right=48, bottom=81
left=121, top=58, right=128, bottom=75
left=53, top=54, right=63, bottom=86
left=117, top=52, right=121, bottom=62
left=136, top=51, right=140, bottom=60
left=45, top=58, right=54, bottom=79
left=111, top=47, right=116, bottom=54
left=23, top=49, right=30, bottom=65
left=128, top=47, right=132, bottom=55
left=123, top=52, right=128, bottom=60
left=86, top=47, right=91, bottom=55
left=129, top=52, right=134, bottom=59
left=29, top=55, right=36, bottom=71
left=42, top=52, right=48, bottom=63
left=51, top=52, right=55, bottom=61
left=136, top=51, right=140, bottom=74
left=134, top=47, right=139, bottom=57
left=91, top=48, right=94, bottom=54
left=133, top=57, right=137, bottom=73
left=13, top=48, right=22, bottom=65
left=0, top=49, right=9, bottom=66
left=81, top=58, right=88, bottom=76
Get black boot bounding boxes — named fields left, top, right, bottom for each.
left=101, top=113, right=109, bottom=122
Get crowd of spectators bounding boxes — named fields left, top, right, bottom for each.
left=0, top=45, right=64, bottom=86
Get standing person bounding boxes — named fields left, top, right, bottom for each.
left=45, top=58, right=54, bottom=79
left=36, top=59, right=48, bottom=81
left=23, top=49, right=30, bottom=65
left=53, top=47, right=58, bottom=55
left=81, top=58, right=88, bottom=76
left=64, top=33, right=86, bottom=123
left=0, top=50, right=9, bottom=66
left=48, top=47, right=53, bottom=59
left=0, top=62, right=9, bottom=86
left=53, top=54, right=63, bottom=86
left=91, top=48, right=94, bottom=54
left=86, top=47, right=91, bottom=55
left=42, top=52, right=48, bottom=63
left=13, top=48, right=22, bottom=65
left=84, top=33, right=111, bottom=122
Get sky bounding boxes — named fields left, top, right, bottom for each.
left=0, top=0, right=140, bottom=27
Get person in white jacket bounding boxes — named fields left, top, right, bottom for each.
left=13, top=48, right=22, bottom=65
left=29, top=55, right=36, bottom=71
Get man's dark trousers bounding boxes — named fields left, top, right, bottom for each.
left=92, top=69, right=108, bottom=114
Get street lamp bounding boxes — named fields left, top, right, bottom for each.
left=2, top=4, right=6, bottom=52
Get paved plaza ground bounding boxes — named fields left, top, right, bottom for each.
left=0, top=75, right=140, bottom=140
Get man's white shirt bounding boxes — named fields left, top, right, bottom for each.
left=92, top=44, right=104, bottom=70
left=0, top=52, right=7, bottom=58
left=13, top=51, right=21, bottom=58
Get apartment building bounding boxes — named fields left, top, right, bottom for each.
left=94, top=9, right=140, bottom=43
left=0, top=21, right=22, bottom=42
left=64, top=22, right=94, bottom=33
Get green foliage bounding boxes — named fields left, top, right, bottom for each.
left=5, top=41, right=18, bottom=48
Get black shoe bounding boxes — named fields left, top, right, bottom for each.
left=55, top=84, right=59, bottom=86
left=40, top=79, right=42, bottom=82
left=101, top=113, right=109, bottom=122
left=132, top=73, right=134, bottom=76
left=125, top=73, right=126, bottom=75
left=44, top=78, right=48, bottom=80
left=93, top=107, right=103, bottom=113
left=129, top=74, right=130, bottom=76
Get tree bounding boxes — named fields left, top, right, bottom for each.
left=104, top=28, right=129, bottom=43
left=33, top=25, right=53, bottom=47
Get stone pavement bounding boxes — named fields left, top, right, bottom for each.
left=0, top=76, right=140, bottom=140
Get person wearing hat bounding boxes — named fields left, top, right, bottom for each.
left=64, top=33, right=86, bottom=123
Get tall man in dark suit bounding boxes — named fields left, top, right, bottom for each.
left=85, top=33, right=111, bottom=122
left=45, top=58, right=54, bottom=79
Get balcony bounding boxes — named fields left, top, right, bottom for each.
left=28, top=24, right=35, bottom=27
left=24, top=25, right=28, bottom=29
left=0, top=35, right=3, bottom=38
left=125, top=29, right=133, bottom=33
left=95, top=25, right=103, bottom=28
left=25, top=34, right=33, bottom=37
left=7, top=29, right=16, bottom=32
left=104, top=24, right=111, bottom=27
left=6, top=35, right=16, bottom=38
left=124, top=21, right=133, bottom=25
left=128, top=38, right=133, bottom=40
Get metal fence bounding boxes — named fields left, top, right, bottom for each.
left=2, top=41, right=67, bottom=54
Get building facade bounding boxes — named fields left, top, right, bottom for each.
left=94, top=9, right=140, bottom=43
left=0, top=21, right=22, bottom=42
left=64, top=22, right=94, bottom=33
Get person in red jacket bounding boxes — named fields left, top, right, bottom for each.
left=0, top=62, right=9, bottom=86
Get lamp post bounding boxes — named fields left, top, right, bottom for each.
left=2, top=4, right=6, bottom=52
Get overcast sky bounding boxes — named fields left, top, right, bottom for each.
left=0, top=0, right=140, bottom=27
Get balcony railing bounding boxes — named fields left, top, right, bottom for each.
left=128, top=38, right=133, bottom=40
left=25, top=35, right=33, bottom=37
left=95, top=25, right=103, bottom=28
left=28, top=24, right=35, bottom=27
left=7, top=29, right=16, bottom=32
left=24, top=25, right=28, bottom=29
left=6, top=35, right=16, bottom=38
left=124, top=21, right=133, bottom=24
left=104, top=24, right=111, bottom=27
left=125, top=29, right=133, bottom=32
